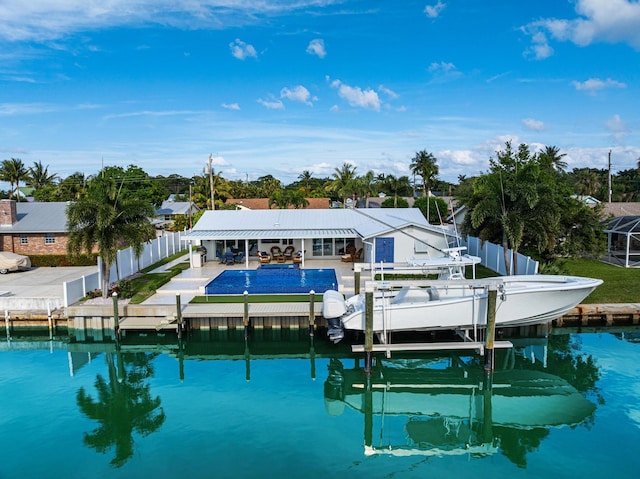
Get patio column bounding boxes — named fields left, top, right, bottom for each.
left=245, top=239, right=249, bottom=268
left=626, top=232, right=631, bottom=268
left=301, top=239, right=305, bottom=268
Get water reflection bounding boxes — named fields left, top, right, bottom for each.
left=323, top=342, right=596, bottom=465
left=76, top=351, right=166, bottom=467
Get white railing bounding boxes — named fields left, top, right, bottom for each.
left=461, top=236, right=538, bottom=275
left=63, top=230, right=190, bottom=307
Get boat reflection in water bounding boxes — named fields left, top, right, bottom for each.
left=324, top=344, right=596, bottom=460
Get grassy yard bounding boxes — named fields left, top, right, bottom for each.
left=466, top=260, right=637, bottom=304
left=562, top=258, right=640, bottom=304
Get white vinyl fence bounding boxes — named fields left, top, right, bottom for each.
left=461, top=236, right=539, bottom=275
left=63, top=230, right=190, bottom=307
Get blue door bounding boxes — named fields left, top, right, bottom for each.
left=375, top=237, right=394, bottom=263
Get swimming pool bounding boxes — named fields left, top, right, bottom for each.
left=205, top=264, right=338, bottom=295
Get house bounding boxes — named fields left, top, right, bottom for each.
left=0, top=199, right=69, bottom=255
left=183, top=207, right=459, bottom=268
left=154, top=200, right=200, bottom=230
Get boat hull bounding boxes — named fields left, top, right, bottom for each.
left=334, top=275, right=602, bottom=333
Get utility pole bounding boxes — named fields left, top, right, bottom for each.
left=608, top=149, right=612, bottom=204
left=208, top=154, right=215, bottom=210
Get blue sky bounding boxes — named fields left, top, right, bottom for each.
left=1, top=0, right=639, bottom=187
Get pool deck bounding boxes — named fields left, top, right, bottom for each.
left=140, top=255, right=366, bottom=306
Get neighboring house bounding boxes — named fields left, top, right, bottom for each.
left=154, top=200, right=199, bottom=230
left=599, top=202, right=640, bottom=219
left=225, top=198, right=331, bottom=210
left=183, top=207, right=459, bottom=267
left=0, top=199, right=69, bottom=255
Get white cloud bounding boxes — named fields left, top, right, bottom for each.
left=222, top=103, right=240, bottom=110
left=606, top=114, right=629, bottom=143
left=523, top=0, right=640, bottom=57
left=280, top=85, right=314, bottom=106
left=229, top=38, right=257, bottom=60
left=522, top=118, right=545, bottom=131
left=330, top=79, right=381, bottom=111
left=572, top=77, right=626, bottom=95
left=257, top=98, right=284, bottom=109
left=427, top=61, right=462, bottom=81
left=424, top=1, right=446, bottom=19
left=378, top=85, right=398, bottom=99
left=0, top=0, right=345, bottom=42
left=306, top=39, right=326, bottom=58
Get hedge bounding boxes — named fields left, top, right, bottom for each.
left=29, top=254, right=98, bottom=267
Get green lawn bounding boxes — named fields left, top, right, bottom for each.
left=562, top=258, right=640, bottom=304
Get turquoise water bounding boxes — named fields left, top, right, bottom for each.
left=1, top=330, right=640, bottom=478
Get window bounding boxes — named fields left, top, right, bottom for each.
left=20, top=235, right=28, bottom=245
left=44, top=233, right=55, bottom=245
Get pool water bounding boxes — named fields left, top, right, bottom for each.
left=205, top=265, right=338, bottom=294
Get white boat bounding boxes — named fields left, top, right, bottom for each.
left=323, top=273, right=602, bottom=343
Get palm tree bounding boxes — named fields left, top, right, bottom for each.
left=326, top=163, right=357, bottom=207
left=67, top=175, right=156, bottom=298
left=27, top=160, right=58, bottom=189
left=298, top=170, right=313, bottom=192
left=1, top=158, right=28, bottom=201
left=354, top=170, right=378, bottom=207
left=410, top=150, right=439, bottom=197
left=539, top=146, right=567, bottom=173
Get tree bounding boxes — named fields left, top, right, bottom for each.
left=352, top=170, right=378, bottom=207
left=26, top=160, right=58, bottom=190
left=414, top=196, right=448, bottom=223
left=462, top=142, right=542, bottom=274
left=410, top=150, right=439, bottom=197
left=326, top=163, right=357, bottom=207
left=539, top=145, right=567, bottom=174
left=268, top=189, right=309, bottom=209
left=1, top=158, right=28, bottom=201
left=67, top=174, right=156, bottom=299
left=382, top=175, right=412, bottom=207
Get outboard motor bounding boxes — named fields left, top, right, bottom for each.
left=322, top=290, right=347, bottom=343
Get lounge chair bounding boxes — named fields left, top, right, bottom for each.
left=341, top=245, right=357, bottom=262
left=292, top=251, right=303, bottom=264
left=258, top=251, right=271, bottom=264
left=283, top=245, right=295, bottom=260
left=215, top=251, right=225, bottom=263
left=352, top=248, right=363, bottom=262
left=234, top=251, right=245, bottom=264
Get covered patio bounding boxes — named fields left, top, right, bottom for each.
left=603, top=215, right=640, bottom=267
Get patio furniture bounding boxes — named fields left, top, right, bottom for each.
left=258, top=251, right=271, bottom=263
left=276, top=254, right=286, bottom=263
left=224, top=251, right=235, bottom=265
left=292, top=251, right=303, bottom=264
left=215, top=251, right=225, bottom=263
left=352, top=248, right=363, bottom=262
left=283, top=245, right=295, bottom=260
left=270, top=245, right=283, bottom=260
left=234, top=251, right=245, bottom=264
left=341, top=244, right=357, bottom=262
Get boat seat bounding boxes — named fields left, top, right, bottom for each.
left=391, top=286, right=431, bottom=304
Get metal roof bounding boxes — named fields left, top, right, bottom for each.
left=1, top=202, right=69, bottom=233
left=183, top=208, right=441, bottom=241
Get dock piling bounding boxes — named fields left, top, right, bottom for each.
left=484, top=286, right=497, bottom=371
left=364, top=290, right=374, bottom=374
left=309, top=290, right=315, bottom=337
left=112, top=293, right=120, bottom=345
left=176, top=293, right=183, bottom=339
left=243, top=290, right=249, bottom=340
